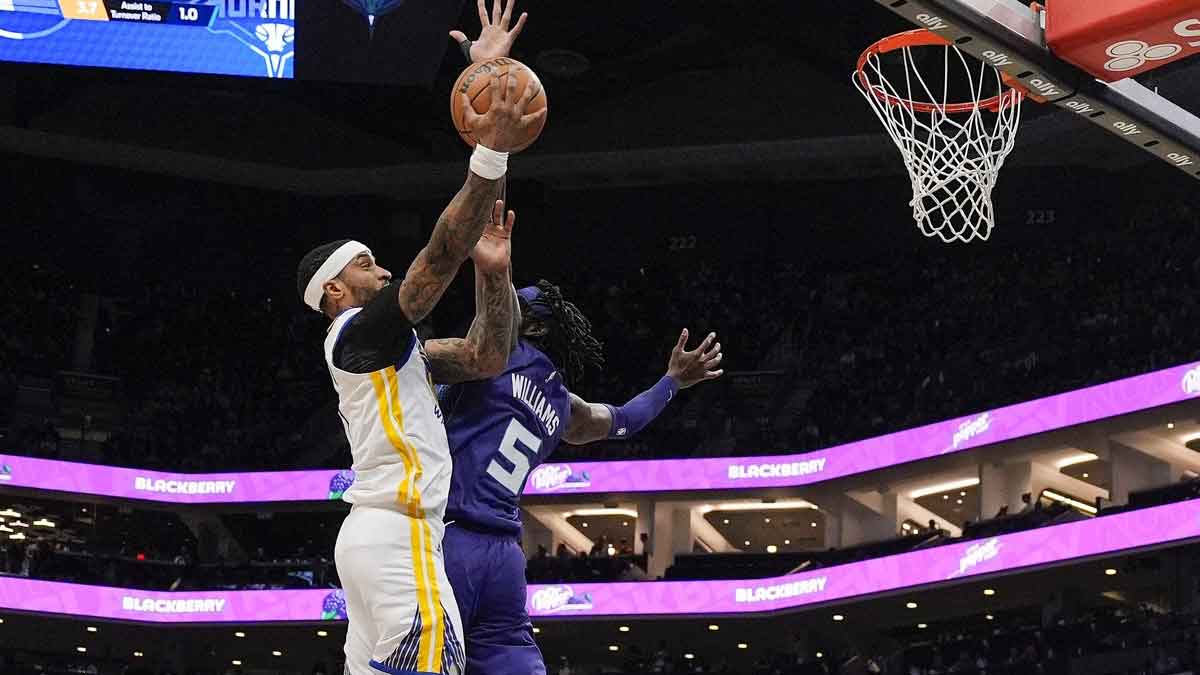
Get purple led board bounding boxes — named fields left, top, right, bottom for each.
left=0, top=496, right=1197, bottom=622
left=526, top=494, right=1200, bottom=617
left=0, top=457, right=354, bottom=504
left=524, top=361, right=1200, bottom=495
left=1, top=362, right=1197, bottom=502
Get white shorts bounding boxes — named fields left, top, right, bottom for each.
left=336, top=506, right=465, bottom=675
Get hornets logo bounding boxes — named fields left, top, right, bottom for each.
left=196, top=0, right=293, bottom=78
left=0, top=0, right=293, bottom=78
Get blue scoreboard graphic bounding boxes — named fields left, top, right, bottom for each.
left=0, top=0, right=295, bottom=78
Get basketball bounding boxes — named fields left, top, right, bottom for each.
left=451, top=57, right=548, bottom=153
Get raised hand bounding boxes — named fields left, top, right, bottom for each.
left=666, top=329, right=724, bottom=389
left=450, top=0, right=528, bottom=63
left=460, top=72, right=546, bottom=152
left=469, top=199, right=515, bottom=274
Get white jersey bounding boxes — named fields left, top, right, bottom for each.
left=325, top=307, right=451, bottom=523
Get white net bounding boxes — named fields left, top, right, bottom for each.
left=854, top=38, right=1023, bottom=243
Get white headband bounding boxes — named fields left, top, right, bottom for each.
left=304, top=240, right=372, bottom=313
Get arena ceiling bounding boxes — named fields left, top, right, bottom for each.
left=0, top=0, right=1196, bottom=191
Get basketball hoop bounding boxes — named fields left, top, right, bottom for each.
left=854, top=29, right=1027, bottom=243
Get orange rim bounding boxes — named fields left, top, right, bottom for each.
left=856, top=29, right=1024, bottom=114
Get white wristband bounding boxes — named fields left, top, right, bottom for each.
left=470, top=143, right=509, bottom=180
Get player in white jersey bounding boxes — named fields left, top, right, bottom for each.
left=296, top=72, right=543, bottom=675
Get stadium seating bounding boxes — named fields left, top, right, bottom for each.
left=3, top=191, right=1198, bottom=471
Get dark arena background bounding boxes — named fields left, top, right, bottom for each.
left=2, top=0, right=1200, bottom=674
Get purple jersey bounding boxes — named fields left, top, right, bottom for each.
left=441, top=340, right=572, bottom=534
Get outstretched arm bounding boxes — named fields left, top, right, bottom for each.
left=426, top=204, right=518, bottom=384
left=397, top=174, right=500, bottom=325
left=395, top=69, right=544, bottom=324
left=562, top=329, right=723, bottom=445
left=450, top=0, right=528, bottom=64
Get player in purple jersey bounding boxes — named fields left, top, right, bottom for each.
left=438, top=278, right=723, bottom=675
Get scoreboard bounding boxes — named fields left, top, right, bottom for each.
left=0, top=0, right=463, bottom=82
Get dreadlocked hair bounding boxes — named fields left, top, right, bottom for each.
left=523, top=279, right=604, bottom=390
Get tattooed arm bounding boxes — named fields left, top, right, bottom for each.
left=426, top=203, right=518, bottom=385
left=426, top=269, right=516, bottom=384
left=396, top=172, right=501, bottom=324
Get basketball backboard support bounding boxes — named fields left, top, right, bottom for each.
left=866, top=0, right=1200, bottom=181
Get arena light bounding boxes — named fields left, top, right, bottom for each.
left=983, top=589, right=996, bottom=596
left=1105, top=568, right=1118, bottom=576
left=1168, top=422, right=1176, bottom=429
left=316, top=630, right=328, bottom=637
left=86, top=626, right=97, bottom=632
left=608, top=645, right=619, bottom=652
left=832, top=614, right=844, bottom=622
left=231, top=661, right=242, bottom=666
left=10, top=520, right=28, bottom=528
left=784, top=539, right=791, bottom=545
left=744, top=540, right=751, bottom=547
left=1054, top=453, right=1099, bottom=469
left=918, top=623, right=928, bottom=629
left=708, top=624, right=719, bottom=631
left=816, top=652, right=824, bottom=658
left=234, top=631, right=246, bottom=638
left=532, top=627, right=540, bottom=634
left=1042, top=490, right=1098, bottom=514
left=909, top=478, right=980, bottom=499
left=8, top=533, right=24, bottom=540
left=737, top=643, right=748, bottom=650
left=133, top=652, right=143, bottom=657
left=0, top=525, right=12, bottom=533
left=766, top=545, right=778, bottom=553
left=986, top=614, right=994, bottom=621
left=618, top=626, right=630, bottom=632
left=700, top=500, right=818, bottom=513
left=272, top=650, right=283, bottom=657
left=684, top=653, right=695, bottom=660
left=76, top=647, right=86, bottom=653
left=0, top=509, right=20, bottom=518
left=32, top=519, right=55, bottom=528
left=906, top=602, right=918, bottom=609
left=564, top=508, right=638, bottom=519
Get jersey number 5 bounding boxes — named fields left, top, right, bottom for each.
left=486, top=418, right=542, bottom=495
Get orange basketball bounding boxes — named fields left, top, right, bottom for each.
left=451, top=57, right=548, bottom=153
